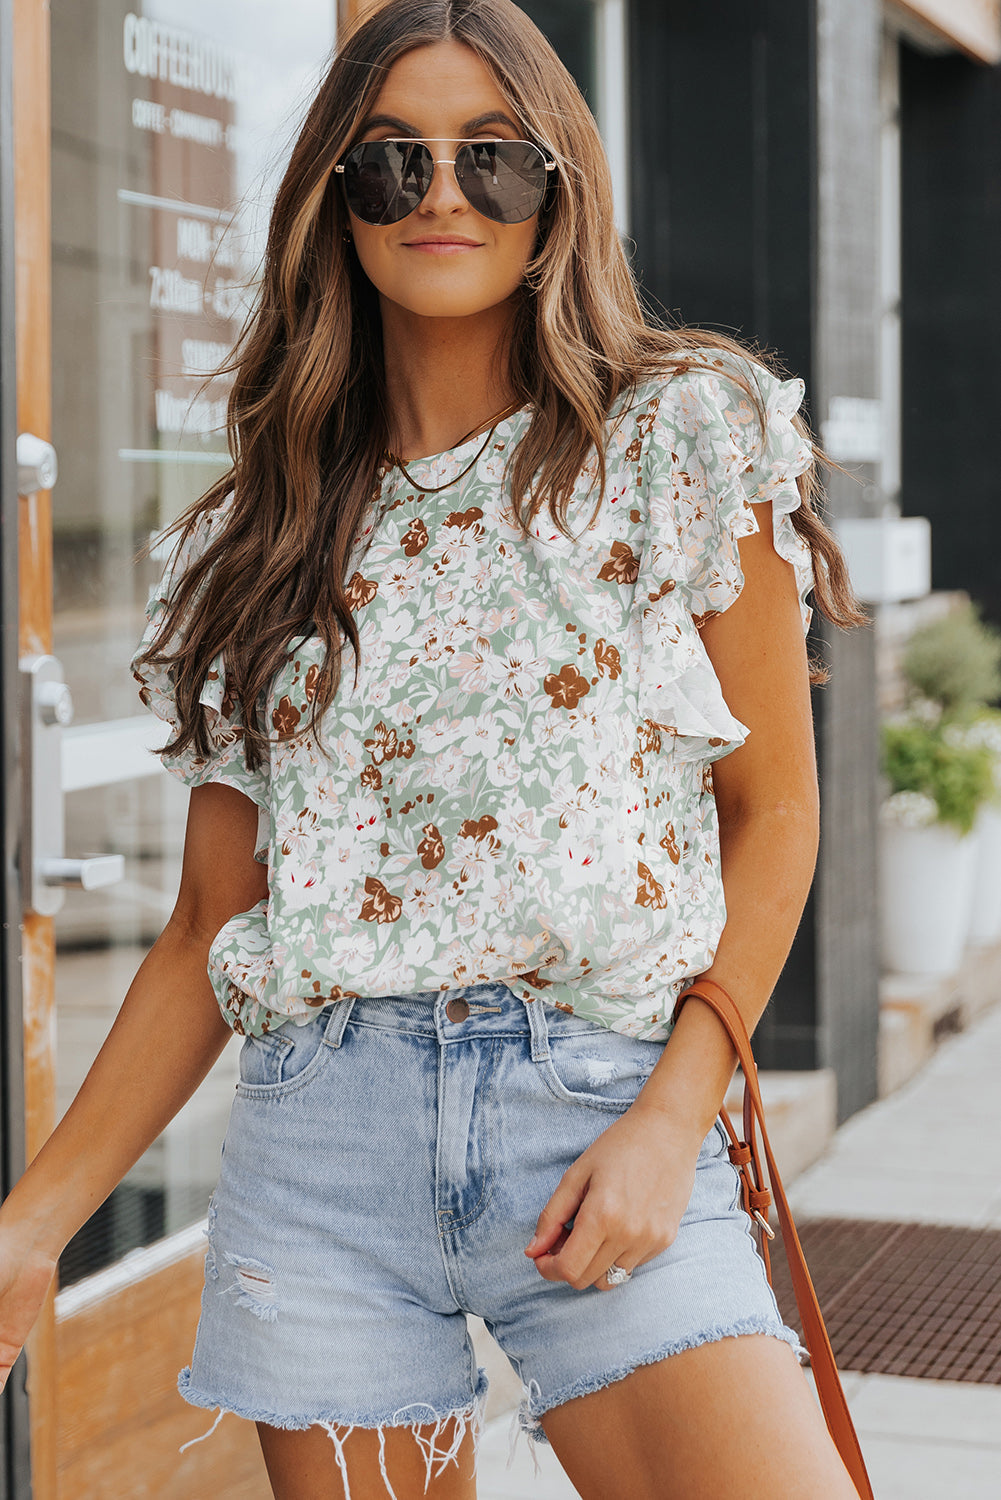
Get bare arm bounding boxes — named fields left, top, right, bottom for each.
left=0, top=780, right=268, bottom=1256
left=527, top=504, right=822, bottom=1288
left=632, top=499, right=821, bottom=1140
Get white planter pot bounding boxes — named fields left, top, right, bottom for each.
left=967, top=802, right=1001, bottom=947
left=879, top=821, right=979, bottom=976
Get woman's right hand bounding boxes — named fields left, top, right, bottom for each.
left=0, top=1226, right=60, bottom=1394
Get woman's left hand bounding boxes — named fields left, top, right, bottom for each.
left=524, top=1102, right=711, bottom=1290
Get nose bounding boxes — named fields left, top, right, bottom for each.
left=417, top=152, right=470, bottom=216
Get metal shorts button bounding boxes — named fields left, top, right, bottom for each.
left=445, top=997, right=470, bottom=1023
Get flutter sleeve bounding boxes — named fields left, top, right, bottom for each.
left=635, top=350, right=817, bottom=764
left=130, top=498, right=271, bottom=839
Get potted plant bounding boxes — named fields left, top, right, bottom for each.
left=878, top=601, right=1001, bottom=976
left=879, top=713, right=996, bottom=974
left=956, top=710, right=1001, bottom=947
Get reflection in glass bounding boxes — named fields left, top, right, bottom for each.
left=50, top=0, right=335, bottom=1288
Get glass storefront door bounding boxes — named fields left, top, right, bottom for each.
left=43, top=3, right=334, bottom=1492
left=51, top=0, right=336, bottom=1293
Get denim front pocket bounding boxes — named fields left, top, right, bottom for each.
left=236, top=1015, right=330, bottom=1099
left=538, top=1022, right=664, bottom=1112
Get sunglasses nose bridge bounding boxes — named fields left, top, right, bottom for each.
left=415, top=150, right=469, bottom=213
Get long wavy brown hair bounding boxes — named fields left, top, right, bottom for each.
left=134, top=0, right=868, bottom=775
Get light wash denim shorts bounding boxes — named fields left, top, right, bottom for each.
left=177, top=980, right=808, bottom=1490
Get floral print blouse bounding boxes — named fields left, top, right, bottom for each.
left=131, top=347, right=815, bottom=1041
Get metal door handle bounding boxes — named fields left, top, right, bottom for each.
left=41, top=856, right=125, bottom=890
left=20, top=654, right=125, bottom=915
left=16, top=431, right=58, bottom=495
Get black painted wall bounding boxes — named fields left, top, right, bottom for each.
left=627, top=0, right=816, bottom=407
left=900, top=44, right=1001, bottom=628
left=628, top=0, right=881, bottom=1121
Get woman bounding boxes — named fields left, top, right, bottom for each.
left=0, top=1, right=869, bottom=1496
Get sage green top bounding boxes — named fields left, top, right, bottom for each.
left=131, top=347, right=815, bottom=1039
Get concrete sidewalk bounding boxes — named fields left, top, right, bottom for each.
left=472, top=999, right=1001, bottom=1498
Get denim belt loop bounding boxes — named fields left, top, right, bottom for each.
left=523, top=993, right=551, bottom=1063
left=322, top=996, right=358, bottom=1049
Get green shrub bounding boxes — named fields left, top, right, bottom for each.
left=902, top=602, right=1001, bottom=719
left=881, top=718, right=995, bottom=835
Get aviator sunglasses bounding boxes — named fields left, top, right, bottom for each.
left=334, top=137, right=558, bottom=226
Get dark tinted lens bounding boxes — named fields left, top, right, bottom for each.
left=455, top=140, right=549, bottom=223
left=340, top=141, right=433, bottom=224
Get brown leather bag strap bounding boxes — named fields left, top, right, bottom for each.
left=674, top=979, right=874, bottom=1500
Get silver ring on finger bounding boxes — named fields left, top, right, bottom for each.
left=604, top=1261, right=632, bottom=1287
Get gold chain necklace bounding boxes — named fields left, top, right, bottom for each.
left=384, top=399, right=525, bottom=495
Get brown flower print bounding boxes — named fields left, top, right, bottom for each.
left=402, top=516, right=430, bottom=556
left=303, top=979, right=361, bottom=1008
left=647, top=578, right=676, bottom=604
left=520, top=969, right=553, bottom=990
left=593, top=638, right=622, bottom=680
left=417, top=822, right=445, bottom=869
left=272, top=695, right=301, bottom=735
left=458, top=815, right=499, bottom=842
left=359, top=875, right=403, bottom=924
left=624, top=436, right=643, bottom=463
left=218, top=671, right=239, bottom=721
left=544, top=664, right=591, bottom=710
left=597, top=540, right=640, bottom=585
left=360, top=763, right=383, bottom=791
left=303, top=662, right=327, bottom=703
left=701, top=765, right=715, bottom=795
left=659, top=824, right=681, bottom=864
left=365, top=722, right=399, bottom=765
left=443, top=506, right=484, bottom=530
left=345, top=571, right=378, bottom=611
left=636, top=720, right=662, bottom=756
left=635, top=398, right=661, bottom=438
left=635, top=860, right=669, bottom=909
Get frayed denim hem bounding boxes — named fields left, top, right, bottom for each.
left=176, top=1363, right=490, bottom=1499
left=515, top=1318, right=811, bottom=1448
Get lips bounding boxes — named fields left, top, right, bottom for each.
left=404, top=236, right=482, bottom=247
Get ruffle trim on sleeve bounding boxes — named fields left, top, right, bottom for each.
left=130, top=501, right=270, bottom=813
left=634, top=352, right=817, bottom=765
left=677, top=352, right=816, bottom=634
left=636, top=582, right=751, bottom=765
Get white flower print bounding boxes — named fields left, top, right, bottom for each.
left=497, top=639, right=546, bottom=701
left=470, top=556, right=494, bottom=592
left=424, top=714, right=463, bottom=752
left=448, top=640, right=495, bottom=695
left=481, top=604, right=520, bottom=634
left=404, top=871, right=443, bottom=920
left=485, top=750, right=523, bottom=789
left=457, top=711, right=504, bottom=761
left=505, top=589, right=548, bottom=623
left=432, top=520, right=483, bottom=570
left=382, top=558, right=422, bottom=606
left=426, top=746, right=471, bottom=790
left=547, top=781, right=600, bottom=835
left=495, top=802, right=549, bottom=851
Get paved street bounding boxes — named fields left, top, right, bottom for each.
left=473, top=1001, right=1001, bottom=1498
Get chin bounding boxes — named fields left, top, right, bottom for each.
left=390, top=289, right=515, bottom=319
